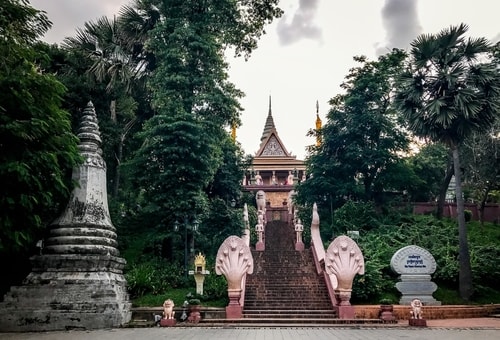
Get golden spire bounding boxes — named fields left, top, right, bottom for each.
left=315, top=100, right=322, bottom=146
left=231, top=122, right=236, bottom=142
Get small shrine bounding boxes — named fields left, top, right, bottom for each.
left=189, top=253, right=210, bottom=295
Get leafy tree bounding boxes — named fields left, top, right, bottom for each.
left=406, top=142, right=450, bottom=202
left=395, top=24, right=500, bottom=300
left=461, top=119, right=500, bottom=222
left=62, top=15, right=150, bottom=198
left=126, top=0, right=282, bottom=230
left=298, top=49, right=410, bottom=223
left=0, top=0, right=80, bottom=252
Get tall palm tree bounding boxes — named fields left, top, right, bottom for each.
left=63, top=16, right=142, bottom=197
left=395, top=23, right=500, bottom=300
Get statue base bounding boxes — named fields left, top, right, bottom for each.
left=409, top=318, right=427, bottom=327
left=0, top=254, right=131, bottom=332
left=295, top=241, right=304, bottom=251
left=226, top=304, right=243, bottom=319
left=337, top=305, right=355, bottom=319
left=255, top=241, right=265, bottom=251
left=160, top=318, right=176, bottom=327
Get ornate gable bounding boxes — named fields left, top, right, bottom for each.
left=256, top=130, right=291, bottom=157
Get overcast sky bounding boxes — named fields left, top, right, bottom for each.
left=31, top=0, right=500, bottom=160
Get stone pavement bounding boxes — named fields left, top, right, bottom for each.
left=0, top=318, right=499, bottom=340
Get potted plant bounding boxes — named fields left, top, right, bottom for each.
left=187, top=298, right=201, bottom=323
left=379, top=298, right=395, bottom=321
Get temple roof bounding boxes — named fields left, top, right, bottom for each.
left=255, top=96, right=294, bottom=159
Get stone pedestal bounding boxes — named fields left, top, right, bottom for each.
left=188, top=306, right=201, bottom=323
left=193, top=273, right=206, bottom=295
left=160, top=318, right=176, bottom=327
left=295, top=241, right=304, bottom=251
left=255, top=240, right=265, bottom=251
left=337, top=306, right=355, bottom=319
left=409, top=318, right=427, bottom=327
left=379, top=305, right=396, bottom=321
left=225, top=288, right=243, bottom=319
left=396, top=274, right=440, bottom=305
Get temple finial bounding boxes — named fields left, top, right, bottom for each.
left=231, top=122, right=236, bottom=142
left=315, top=101, right=322, bottom=146
left=260, top=95, right=276, bottom=142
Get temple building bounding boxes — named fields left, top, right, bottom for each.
left=242, top=97, right=321, bottom=208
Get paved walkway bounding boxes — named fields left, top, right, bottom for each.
left=0, top=318, right=499, bottom=340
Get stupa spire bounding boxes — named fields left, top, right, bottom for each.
left=260, top=95, right=276, bottom=142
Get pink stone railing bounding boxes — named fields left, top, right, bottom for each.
left=309, top=203, right=337, bottom=307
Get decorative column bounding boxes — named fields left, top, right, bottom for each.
left=0, top=102, right=131, bottom=332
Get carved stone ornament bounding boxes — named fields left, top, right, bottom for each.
left=262, top=136, right=285, bottom=156
left=325, top=235, right=365, bottom=295
left=215, top=236, right=254, bottom=290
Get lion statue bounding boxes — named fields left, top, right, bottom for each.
left=255, top=190, right=266, bottom=214
left=410, top=298, right=423, bottom=319
left=163, top=299, right=175, bottom=319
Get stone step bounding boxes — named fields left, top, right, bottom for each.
left=243, top=307, right=334, bottom=312
left=197, top=318, right=385, bottom=327
left=245, top=292, right=329, bottom=296
left=243, top=313, right=336, bottom=319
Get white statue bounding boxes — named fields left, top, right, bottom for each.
left=162, top=299, right=175, bottom=319
left=255, top=190, right=266, bottom=214
left=410, top=298, right=423, bottom=319
left=294, top=218, right=304, bottom=243
left=287, top=171, right=294, bottom=185
left=254, top=171, right=263, bottom=185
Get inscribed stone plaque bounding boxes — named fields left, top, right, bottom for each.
left=390, top=245, right=436, bottom=275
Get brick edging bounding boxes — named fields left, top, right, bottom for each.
left=354, top=304, right=500, bottom=320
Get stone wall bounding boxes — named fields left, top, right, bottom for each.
left=266, top=191, right=288, bottom=207
left=412, top=202, right=500, bottom=223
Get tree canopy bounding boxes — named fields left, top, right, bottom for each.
left=395, top=23, right=500, bottom=301
left=299, top=49, right=410, bottom=218
left=0, top=0, right=80, bottom=252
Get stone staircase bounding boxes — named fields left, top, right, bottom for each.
left=241, top=219, right=337, bottom=324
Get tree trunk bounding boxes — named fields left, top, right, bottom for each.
left=110, top=100, right=117, bottom=122
left=112, top=136, right=123, bottom=198
left=452, top=145, right=473, bottom=301
left=478, top=171, right=497, bottom=225
left=436, top=158, right=453, bottom=219
left=112, top=117, right=137, bottom=198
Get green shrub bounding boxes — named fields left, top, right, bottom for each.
left=464, top=210, right=472, bottom=222
left=125, top=260, right=185, bottom=298
left=333, top=200, right=380, bottom=233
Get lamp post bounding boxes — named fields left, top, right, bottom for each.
left=174, top=217, right=199, bottom=279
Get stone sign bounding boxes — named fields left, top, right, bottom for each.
left=390, top=245, right=437, bottom=275
left=390, top=245, right=441, bottom=305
